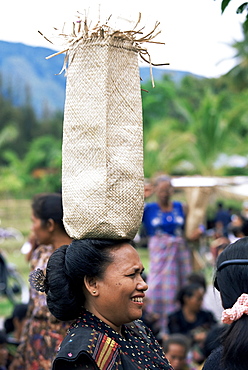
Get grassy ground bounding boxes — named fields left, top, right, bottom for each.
left=0, top=199, right=32, bottom=317
left=0, top=240, right=30, bottom=317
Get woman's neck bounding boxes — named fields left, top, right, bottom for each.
left=182, top=306, right=197, bottom=323
left=158, top=200, right=172, bottom=212
left=84, top=304, right=122, bottom=335
left=53, top=233, right=72, bottom=249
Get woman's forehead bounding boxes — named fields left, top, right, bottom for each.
left=156, top=180, right=171, bottom=188
left=109, top=244, right=142, bottom=267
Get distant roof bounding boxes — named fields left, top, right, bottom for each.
left=171, top=176, right=248, bottom=200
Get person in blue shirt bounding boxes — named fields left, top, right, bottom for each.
left=142, top=175, right=202, bottom=338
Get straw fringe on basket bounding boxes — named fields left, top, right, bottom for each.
left=40, top=13, right=168, bottom=86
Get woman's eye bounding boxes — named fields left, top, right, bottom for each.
left=141, top=272, right=145, bottom=279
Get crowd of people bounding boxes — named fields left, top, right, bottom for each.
left=1, top=179, right=248, bottom=369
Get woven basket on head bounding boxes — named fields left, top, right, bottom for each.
left=62, top=35, right=144, bottom=239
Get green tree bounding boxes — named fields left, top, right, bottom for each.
left=181, top=92, right=237, bottom=175
left=141, top=75, right=182, bottom=132
left=22, top=135, right=62, bottom=194
left=38, top=111, right=63, bottom=138
left=0, top=125, right=18, bottom=151
left=1, top=136, right=62, bottom=196
left=221, top=27, right=248, bottom=91
left=143, top=118, right=193, bottom=177
left=218, top=1, right=248, bottom=32
left=143, top=89, right=242, bottom=177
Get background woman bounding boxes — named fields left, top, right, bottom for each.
left=168, top=283, right=217, bottom=365
left=31, top=238, right=173, bottom=370
left=142, top=175, right=203, bottom=336
left=10, top=193, right=72, bottom=370
left=203, top=237, right=248, bottom=370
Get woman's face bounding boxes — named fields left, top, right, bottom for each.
left=31, top=211, right=51, bottom=245
left=165, top=344, right=186, bottom=370
left=89, top=243, right=148, bottom=333
left=184, top=287, right=204, bottom=312
left=155, top=181, right=173, bottom=203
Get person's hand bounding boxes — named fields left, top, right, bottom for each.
left=189, top=225, right=205, bottom=241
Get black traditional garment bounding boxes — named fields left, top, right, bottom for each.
left=52, top=310, right=173, bottom=370
left=168, top=309, right=217, bottom=336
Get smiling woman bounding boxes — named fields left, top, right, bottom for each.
left=83, top=243, right=148, bottom=332
left=29, top=239, right=173, bottom=370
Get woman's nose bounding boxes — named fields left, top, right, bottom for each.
left=138, top=277, right=148, bottom=291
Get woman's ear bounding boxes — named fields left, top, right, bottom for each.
left=46, top=218, right=55, bottom=232
left=84, top=276, right=99, bottom=296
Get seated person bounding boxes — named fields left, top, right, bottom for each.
left=4, top=303, right=28, bottom=367
left=168, top=283, right=217, bottom=364
left=4, top=304, right=28, bottom=345
left=163, top=334, right=197, bottom=370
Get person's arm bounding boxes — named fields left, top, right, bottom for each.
left=187, top=225, right=205, bottom=241
left=183, top=203, right=205, bottom=241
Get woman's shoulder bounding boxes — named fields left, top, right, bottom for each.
left=198, top=309, right=217, bottom=322
left=168, top=309, right=182, bottom=319
left=144, top=202, right=159, bottom=211
left=32, top=243, right=54, bottom=256
left=30, top=244, right=55, bottom=270
left=53, top=322, right=121, bottom=369
left=172, top=200, right=184, bottom=210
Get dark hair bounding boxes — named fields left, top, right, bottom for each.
left=186, top=272, right=207, bottom=292
left=202, top=324, right=226, bottom=358
left=163, top=333, right=190, bottom=354
left=176, top=283, right=204, bottom=306
left=0, top=330, right=7, bottom=344
left=46, top=238, right=131, bottom=321
left=241, top=220, right=248, bottom=236
left=32, top=193, right=65, bottom=232
left=214, top=237, right=248, bottom=369
left=154, top=174, right=171, bottom=187
left=4, top=303, right=28, bottom=334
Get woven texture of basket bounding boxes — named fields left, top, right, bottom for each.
left=62, top=36, right=144, bottom=239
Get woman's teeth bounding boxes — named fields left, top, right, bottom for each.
left=131, top=297, right=143, bottom=303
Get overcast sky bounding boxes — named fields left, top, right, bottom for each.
left=0, top=0, right=246, bottom=77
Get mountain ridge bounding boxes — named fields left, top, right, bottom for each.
left=0, top=40, right=204, bottom=117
